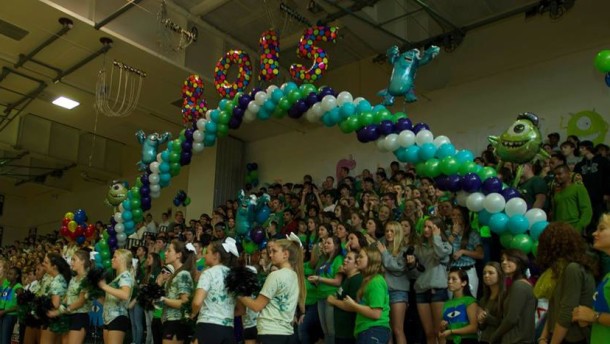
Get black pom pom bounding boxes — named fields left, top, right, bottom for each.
left=83, top=268, right=107, bottom=300
left=137, top=283, right=165, bottom=310
left=225, top=266, right=260, bottom=296
left=33, top=296, right=54, bottom=325
left=17, top=290, right=35, bottom=305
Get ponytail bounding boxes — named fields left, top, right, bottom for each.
left=167, top=240, right=196, bottom=286
left=275, top=239, right=306, bottom=311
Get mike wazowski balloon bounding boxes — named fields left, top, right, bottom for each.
left=488, top=112, right=550, bottom=186
left=105, top=181, right=128, bottom=208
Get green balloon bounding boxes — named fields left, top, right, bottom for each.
left=511, top=234, right=533, bottom=254
left=424, top=159, right=441, bottom=177
left=278, top=98, right=291, bottom=111
left=394, top=112, right=408, bottom=120
left=372, top=111, right=383, bottom=124
left=288, top=90, right=302, bottom=104
left=300, top=84, right=317, bottom=95
left=595, top=50, right=610, bottom=73
left=347, top=116, right=360, bottom=132
left=219, top=111, right=231, bottom=124
left=135, top=179, right=143, bottom=188
left=339, top=120, right=351, bottom=133
left=103, top=259, right=111, bottom=269
left=532, top=241, right=539, bottom=257
left=99, top=238, right=108, bottom=249
left=169, top=151, right=180, bottom=163
left=478, top=166, right=497, bottom=180
left=184, top=197, right=191, bottom=206
left=172, top=139, right=182, bottom=151
left=359, top=112, right=374, bottom=126
left=499, top=233, right=514, bottom=248
left=130, top=198, right=141, bottom=209
left=440, top=157, right=459, bottom=175
left=179, top=129, right=186, bottom=142
left=244, top=241, right=258, bottom=254
left=169, top=163, right=181, bottom=176
left=217, top=124, right=229, bottom=137
left=415, top=162, right=426, bottom=177
left=458, top=161, right=477, bottom=176
left=132, top=208, right=143, bottom=219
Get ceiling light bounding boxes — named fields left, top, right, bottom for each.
left=52, top=96, right=79, bottom=109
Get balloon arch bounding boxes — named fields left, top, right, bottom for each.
left=91, top=79, right=547, bottom=268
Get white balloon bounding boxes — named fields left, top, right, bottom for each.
left=466, top=192, right=486, bottom=212
left=149, top=162, right=160, bottom=174
left=280, top=83, right=288, bottom=91
left=117, top=232, right=127, bottom=242
left=398, top=130, right=415, bottom=147
left=266, top=85, right=278, bottom=95
left=244, top=110, right=256, bottom=123
left=504, top=198, right=527, bottom=217
left=192, top=130, right=204, bottom=143
left=204, top=110, right=212, bottom=120
left=321, top=95, right=338, bottom=112
left=149, top=173, right=160, bottom=185
left=156, top=153, right=163, bottom=163
left=415, top=129, right=434, bottom=146
left=118, top=203, right=124, bottom=212
left=525, top=208, right=547, bottom=228
left=150, top=191, right=161, bottom=199
left=456, top=191, right=469, bottom=207
left=353, top=97, right=365, bottom=105
left=305, top=109, right=317, bottom=123
left=192, top=142, right=204, bottom=153
left=114, top=223, right=125, bottom=233
left=385, top=134, right=400, bottom=151
left=247, top=101, right=260, bottom=114
left=312, top=103, right=324, bottom=117
left=254, top=91, right=268, bottom=106
left=433, top=135, right=451, bottom=148
left=376, top=138, right=388, bottom=152
left=114, top=212, right=123, bottom=223
left=149, top=184, right=160, bottom=193
left=196, top=118, right=207, bottom=131
left=483, top=193, right=506, bottom=214
left=336, top=91, right=353, bottom=106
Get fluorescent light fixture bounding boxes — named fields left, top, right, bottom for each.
left=52, top=96, right=79, bottom=109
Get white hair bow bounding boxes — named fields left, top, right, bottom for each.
left=132, top=258, right=139, bottom=270
left=90, top=251, right=98, bottom=261
left=222, top=237, right=239, bottom=257
left=286, top=232, right=302, bottom=248
left=185, top=243, right=196, bottom=253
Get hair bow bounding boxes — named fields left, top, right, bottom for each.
left=185, top=243, right=196, bottom=253
left=222, top=237, right=239, bottom=257
left=90, top=251, right=98, bottom=261
left=286, top=232, right=302, bottom=248
left=132, top=258, right=139, bottom=270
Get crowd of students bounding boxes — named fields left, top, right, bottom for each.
left=0, top=134, right=609, bottom=344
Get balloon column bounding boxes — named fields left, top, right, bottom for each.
left=59, top=210, right=95, bottom=245
left=594, top=50, right=610, bottom=87
left=245, top=163, right=259, bottom=187
left=173, top=190, right=191, bottom=207
left=235, top=190, right=271, bottom=254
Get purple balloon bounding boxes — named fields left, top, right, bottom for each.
left=140, top=174, right=149, bottom=185
left=295, top=99, right=308, bottom=113
left=140, top=185, right=150, bottom=196
left=250, top=88, right=262, bottom=97
left=306, top=92, right=319, bottom=106
left=228, top=117, right=242, bottom=129
left=447, top=175, right=463, bottom=192
left=181, top=141, right=192, bottom=152
left=288, top=107, right=302, bottom=119
left=395, top=118, right=413, bottom=132
left=435, top=175, right=450, bottom=191
left=141, top=197, right=151, bottom=211
left=184, top=128, right=194, bottom=140
left=108, top=237, right=117, bottom=248
left=250, top=226, right=265, bottom=244
left=356, top=128, right=368, bottom=143
left=109, top=217, right=117, bottom=226
left=379, top=120, right=395, bottom=136
left=107, top=226, right=116, bottom=235
left=319, top=87, right=335, bottom=97
left=461, top=173, right=482, bottom=193
left=363, top=125, right=380, bottom=142
left=412, top=122, right=431, bottom=134
left=238, top=95, right=252, bottom=109
left=501, top=187, right=521, bottom=201
left=482, top=177, right=503, bottom=195
left=233, top=107, right=244, bottom=118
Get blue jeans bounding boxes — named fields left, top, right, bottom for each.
left=0, top=314, right=17, bottom=344
left=317, top=299, right=334, bottom=344
left=129, top=303, right=144, bottom=344
left=298, top=304, right=322, bottom=344
left=356, top=326, right=390, bottom=344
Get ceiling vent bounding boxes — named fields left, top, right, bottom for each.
left=0, top=19, right=29, bottom=41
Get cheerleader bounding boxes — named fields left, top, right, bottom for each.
left=158, top=240, right=194, bottom=344
left=41, top=252, right=71, bottom=344
left=239, top=235, right=305, bottom=344
left=191, top=237, right=240, bottom=344
left=99, top=249, right=134, bottom=344
left=48, top=250, right=91, bottom=344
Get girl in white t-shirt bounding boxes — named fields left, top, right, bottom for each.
left=191, top=237, right=240, bottom=344
left=239, top=236, right=305, bottom=344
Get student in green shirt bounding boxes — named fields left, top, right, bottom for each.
left=0, top=266, right=23, bottom=344
left=327, top=250, right=363, bottom=344
left=439, top=268, right=478, bottom=343
left=342, top=246, right=390, bottom=343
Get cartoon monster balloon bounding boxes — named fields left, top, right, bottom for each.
left=563, top=110, right=609, bottom=145
left=378, top=45, right=440, bottom=106
left=136, top=130, right=172, bottom=171
left=105, top=181, right=128, bottom=208
left=488, top=112, right=550, bottom=186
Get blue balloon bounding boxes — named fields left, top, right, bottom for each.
left=210, top=109, right=220, bottom=122
left=436, top=143, right=456, bottom=159
left=255, top=205, right=271, bottom=224
left=482, top=177, right=503, bottom=195
left=508, top=215, right=529, bottom=235
left=205, top=121, right=217, bottom=133
left=418, top=143, right=436, bottom=161
left=530, top=220, right=548, bottom=241
left=258, top=108, right=271, bottom=120
left=356, top=100, right=372, bottom=113
left=446, top=175, right=462, bottom=192
left=394, top=118, right=412, bottom=132
left=455, top=150, right=475, bottom=164
left=489, top=213, right=509, bottom=234
left=478, top=209, right=492, bottom=226
left=405, top=145, right=421, bottom=164
left=159, top=162, right=170, bottom=173
left=122, top=210, right=133, bottom=222
left=412, top=122, right=430, bottom=134
left=461, top=173, right=482, bottom=193
left=263, top=99, right=276, bottom=112
left=500, top=187, right=521, bottom=201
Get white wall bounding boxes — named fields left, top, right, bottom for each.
left=246, top=1, right=610, bottom=186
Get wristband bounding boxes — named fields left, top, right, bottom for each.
left=594, top=312, right=601, bottom=323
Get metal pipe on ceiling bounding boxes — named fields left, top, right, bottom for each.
left=14, top=17, right=74, bottom=69
left=52, top=39, right=112, bottom=83
left=94, top=0, right=144, bottom=30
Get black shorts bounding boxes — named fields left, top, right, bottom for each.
left=104, top=315, right=130, bottom=332
left=67, top=313, right=89, bottom=331
left=244, top=326, right=257, bottom=340
left=163, top=320, right=191, bottom=341
left=257, top=334, right=298, bottom=344
left=194, top=323, right=235, bottom=344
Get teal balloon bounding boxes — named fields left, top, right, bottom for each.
left=284, top=82, right=298, bottom=93
left=159, top=162, right=170, bottom=173
left=340, top=103, right=356, bottom=118
left=530, top=221, right=548, bottom=241
left=478, top=209, right=492, bottom=226
left=218, top=99, right=228, bottom=110
left=203, top=134, right=216, bottom=147
left=500, top=233, right=514, bottom=248
left=489, top=213, right=509, bottom=234
left=258, top=108, right=270, bottom=120
left=272, top=89, right=284, bottom=103
left=394, top=147, right=409, bottom=163
left=455, top=149, right=474, bottom=164
left=405, top=145, right=420, bottom=164
left=418, top=143, right=436, bottom=161
left=436, top=143, right=456, bottom=159
left=159, top=173, right=171, bottom=184
left=210, top=109, right=220, bottom=122
left=507, top=215, right=529, bottom=235
left=356, top=100, right=372, bottom=113
left=161, top=150, right=170, bottom=162
left=511, top=234, right=533, bottom=254
left=263, top=100, right=276, bottom=112
left=205, top=121, right=218, bottom=133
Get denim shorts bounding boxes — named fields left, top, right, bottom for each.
left=415, top=288, right=449, bottom=304
left=388, top=290, right=409, bottom=304
left=356, top=326, right=390, bottom=344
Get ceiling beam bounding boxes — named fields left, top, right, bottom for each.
left=189, top=0, right=231, bottom=16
